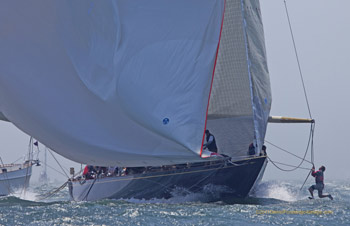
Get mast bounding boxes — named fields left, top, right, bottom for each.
left=39, top=147, right=48, bottom=183
left=45, top=148, right=47, bottom=178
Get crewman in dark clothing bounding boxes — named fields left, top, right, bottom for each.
left=260, top=145, right=267, bottom=156
left=203, top=129, right=218, bottom=153
left=308, top=165, right=333, bottom=200
left=248, top=143, right=256, bottom=155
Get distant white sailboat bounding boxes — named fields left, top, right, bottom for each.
left=0, top=138, right=39, bottom=196
left=0, top=162, right=32, bottom=196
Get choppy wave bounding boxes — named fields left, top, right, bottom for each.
left=119, top=184, right=231, bottom=204
left=108, top=181, right=312, bottom=205
left=11, top=189, right=41, bottom=202
left=0, top=180, right=349, bottom=226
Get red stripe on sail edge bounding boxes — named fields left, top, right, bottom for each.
left=200, top=0, right=226, bottom=157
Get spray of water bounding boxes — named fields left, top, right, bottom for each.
left=11, top=188, right=40, bottom=201
left=251, top=181, right=303, bottom=202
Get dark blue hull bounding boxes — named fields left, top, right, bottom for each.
left=69, top=156, right=267, bottom=201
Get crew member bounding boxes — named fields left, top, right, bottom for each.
left=260, top=145, right=267, bottom=156
left=83, top=165, right=94, bottom=179
left=248, top=143, right=255, bottom=155
left=308, top=165, right=333, bottom=200
left=203, top=129, right=218, bottom=153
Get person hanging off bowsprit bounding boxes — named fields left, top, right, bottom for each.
left=308, top=165, right=333, bottom=200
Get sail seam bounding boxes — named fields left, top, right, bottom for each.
left=240, top=0, right=259, bottom=150
left=200, top=0, right=226, bottom=157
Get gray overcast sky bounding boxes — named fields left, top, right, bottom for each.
left=262, top=0, right=350, bottom=180
left=1, top=0, right=349, bottom=183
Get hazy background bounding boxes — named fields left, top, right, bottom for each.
left=0, top=0, right=349, bottom=183
left=262, top=0, right=350, bottom=181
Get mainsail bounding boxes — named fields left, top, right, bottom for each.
left=0, top=0, right=271, bottom=166
left=208, top=0, right=271, bottom=157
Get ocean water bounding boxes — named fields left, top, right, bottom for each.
left=0, top=180, right=349, bottom=226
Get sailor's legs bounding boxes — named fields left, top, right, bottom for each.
left=309, top=183, right=332, bottom=200
left=308, top=186, right=314, bottom=198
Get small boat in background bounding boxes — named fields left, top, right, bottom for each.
left=0, top=138, right=39, bottom=196
left=0, top=161, right=33, bottom=196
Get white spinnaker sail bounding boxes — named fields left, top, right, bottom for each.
left=0, top=112, right=9, bottom=122
left=0, top=0, right=225, bottom=166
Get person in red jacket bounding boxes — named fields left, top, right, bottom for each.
left=308, top=165, right=333, bottom=200
left=82, top=165, right=95, bottom=179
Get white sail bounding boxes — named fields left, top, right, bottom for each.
left=208, top=0, right=271, bottom=157
left=0, top=0, right=225, bottom=166
left=0, top=112, right=9, bottom=122
left=0, top=0, right=271, bottom=166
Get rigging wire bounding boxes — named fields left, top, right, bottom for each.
left=277, top=1, right=316, bottom=190
left=264, top=140, right=313, bottom=165
left=300, top=123, right=316, bottom=190
left=36, top=181, right=69, bottom=201
left=266, top=158, right=310, bottom=171
left=47, top=149, right=70, bottom=179
left=265, top=123, right=315, bottom=172
left=82, top=177, right=97, bottom=201
left=300, top=168, right=313, bottom=191
left=311, top=123, right=315, bottom=164
left=21, top=137, right=34, bottom=197
left=10, top=156, right=25, bottom=164
left=284, top=0, right=312, bottom=119
left=40, top=160, right=68, bottom=178
left=36, top=168, right=84, bottom=201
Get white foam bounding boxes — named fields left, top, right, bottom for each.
left=11, top=188, right=40, bottom=201
left=252, top=181, right=301, bottom=202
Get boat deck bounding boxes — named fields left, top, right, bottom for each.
left=0, top=163, right=31, bottom=174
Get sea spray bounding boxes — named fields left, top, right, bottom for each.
left=251, top=180, right=302, bottom=202
left=0, top=180, right=349, bottom=225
